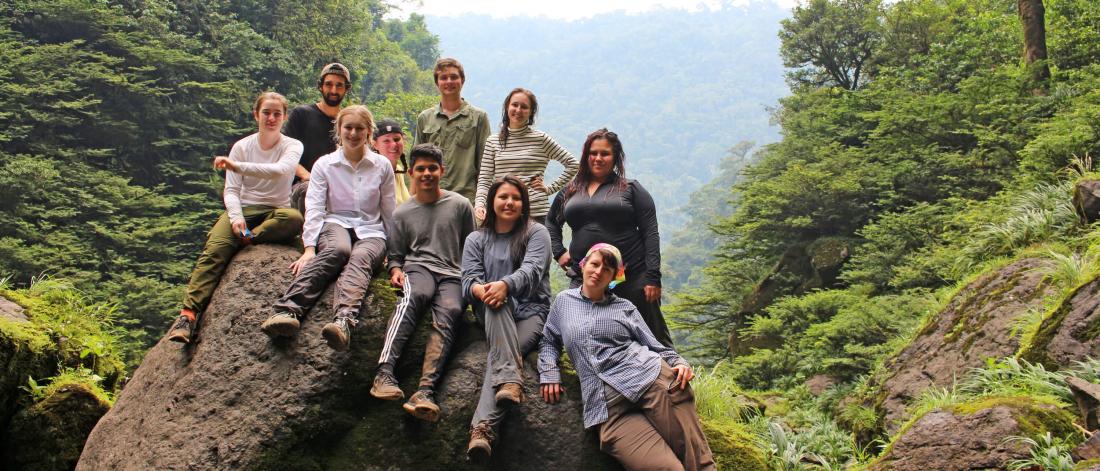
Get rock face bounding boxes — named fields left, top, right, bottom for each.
left=1074, top=179, right=1100, bottom=223
left=3, top=383, right=110, bottom=471
left=870, top=258, right=1052, bottom=430
left=1021, top=275, right=1100, bottom=368
left=77, top=245, right=619, bottom=470
left=0, top=296, right=26, bottom=322
left=870, top=397, right=1076, bottom=471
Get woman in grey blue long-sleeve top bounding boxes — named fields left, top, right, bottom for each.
left=461, top=175, right=552, bottom=461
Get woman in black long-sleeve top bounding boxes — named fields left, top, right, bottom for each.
left=546, top=128, right=672, bottom=347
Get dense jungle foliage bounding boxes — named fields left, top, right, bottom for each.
left=0, top=0, right=439, bottom=359
left=665, top=0, right=1100, bottom=467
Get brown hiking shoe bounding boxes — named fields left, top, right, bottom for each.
left=494, top=382, right=523, bottom=407
left=321, top=314, right=355, bottom=351
left=402, top=389, right=441, bottom=422
left=467, top=421, right=494, bottom=462
left=370, top=371, right=404, bottom=401
left=261, top=312, right=300, bottom=338
left=167, top=315, right=195, bottom=344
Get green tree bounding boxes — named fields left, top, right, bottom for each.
left=778, top=0, right=883, bottom=90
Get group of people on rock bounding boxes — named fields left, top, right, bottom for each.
left=165, top=58, right=714, bottom=470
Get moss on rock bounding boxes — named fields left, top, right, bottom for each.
left=700, top=418, right=768, bottom=470
left=1, top=382, right=111, bottom=471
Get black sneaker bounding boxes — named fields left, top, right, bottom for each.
left=167, top=315, right=194, bottom=344
left=370, top=371, right=404, bottom=401
left=467, top=421, right=494, bottom=461
left=321, top=314, right=356, bottom=351
left=261, top=312, right=300, bottom=338
left=402, top=389, right=441, bottom=422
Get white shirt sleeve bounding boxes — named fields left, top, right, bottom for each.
left=233, top=137, right=302, bottom=180
left=223, top=141, right=246, bottom=223
left=301, top=158, right=329, bottom=247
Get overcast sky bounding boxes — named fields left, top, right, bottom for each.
left=394, top=0, right=797, bottom=20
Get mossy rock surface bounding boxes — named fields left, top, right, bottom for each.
left=2, top=382, right=110, bottom=471
left=870, top=395, right=1076, bottom=471
left=865, top=258, right=1052, bottom=431
left=1019, top=274, right=1100, bottom=368
left=77, top=245, right=618, bottom=470
left=0, top=313, right=55, bottom=427
left=700, top=419, right=768, bottom=470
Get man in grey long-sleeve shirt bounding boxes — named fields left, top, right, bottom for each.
left=371, top=144, right=475, bottom=423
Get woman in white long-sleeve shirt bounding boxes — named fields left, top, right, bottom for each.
left=262, top=105, right=396, bottom=351
left=473, top=88, right=578, bottom=224
left=167, top=91, right=304, bottom=344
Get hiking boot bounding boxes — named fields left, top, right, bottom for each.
left=321, top=314, right=356, bottom=351
left=402, top=389, right=441, bottom=422
left=370, top=371, right=404, bottom=401
left=466, top=421, right=494, bottom=462
left=494, top=382, right=523, bottom=407
left=167, top=314, right=195, bottom=344
left=261, top=312, right=300, bottom=338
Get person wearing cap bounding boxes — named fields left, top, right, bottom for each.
left=474, top=87, right=578, bottom=225
left=284, top=62, right=353, bottom=213
left=260, top=105, right=395, bottom=351
left=546, top=128, right=673, bottom=347
left=538, top=243, right=714, bottom=471
left=371, top=118, right=412, bottom=205
left=415, top=58, right=490, bottom=205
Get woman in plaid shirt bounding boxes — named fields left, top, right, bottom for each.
left=538, top=244, right=714, bottom=470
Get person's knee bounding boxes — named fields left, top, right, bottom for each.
left=279, top=208, right=304, bottom=227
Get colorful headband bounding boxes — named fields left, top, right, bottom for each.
left=582, top=243, right=626, bottom=289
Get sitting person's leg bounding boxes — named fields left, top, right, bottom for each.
left=371, top=264, right=437, bottom=400
left=403, top=274, right=463, bottom=422
left=169, top=212, right=242, bottom=343
left=637, top=362, right=716, bottom=471
left=264, top=223, right=351, bottom=337
left=599, top=385, right=685, bottom=471
left=321, top=236, right=386, bottom=350
left=249, top=206, right=303, bottom=244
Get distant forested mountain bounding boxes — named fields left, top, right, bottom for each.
left=426, top=4, right=790, bottom=228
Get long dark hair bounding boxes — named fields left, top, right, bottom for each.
left=497, top=88, right=538, bottom=150
left=481, top=175, right=531, bottom=269
left=560, top=128, right=627, bottom=207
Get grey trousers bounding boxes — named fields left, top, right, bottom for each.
left=273, top=223, right=386, bottom=319
left=377, top=264, right=464, bottom=390
left=470, top=302, right=544, bottom=427
left=599, top=362, right=715, bottom=471
left=291, top=180, right=309, bottom=215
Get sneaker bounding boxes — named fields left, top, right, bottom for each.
left=494, top=382, right=523, bottom=407
left=167, top=314, right=195, bottom=344
left=370, top=371, right=404, bottom=401
left=321, top=314, right=356, bottom=351
left=466, top=421, right=494, bottom=462
left=261, top=312, right=300, bottom=338
left=402, top=389, right=441, bottom=422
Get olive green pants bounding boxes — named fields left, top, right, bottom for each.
left=182, top=206, right=303, bottom=315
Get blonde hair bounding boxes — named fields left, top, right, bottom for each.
left=334, top=105, right=375, bottom=146
left=252, top=91, right=288, bottom=114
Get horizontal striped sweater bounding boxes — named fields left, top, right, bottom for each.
left=475, top=126, right=579, bottom=218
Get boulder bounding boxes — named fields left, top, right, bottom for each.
left=868, top=258, right=1053, bottom=430
left=0, top=299, right=56, bottom=429
left=1074, top=179, right=1100, bottom=223
left=0, top=296, right=26, bottom=322
left=77, top=244, right=619, bottom=470
left=2, top=382, right=110, bottom=471
left=1020, top=275, right=1100, bottom=368
left=870, top=396, right=1077, bottom=471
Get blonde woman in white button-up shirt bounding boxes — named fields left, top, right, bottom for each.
left=262, top=105, right=396, bottom=351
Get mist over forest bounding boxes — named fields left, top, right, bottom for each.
left=426, top=4, right=791, bottom=228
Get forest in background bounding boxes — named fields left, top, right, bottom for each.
left=0, top=0, right=440, bottom=360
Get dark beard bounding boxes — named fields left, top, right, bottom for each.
left=323, top=93, right=344, bottom=107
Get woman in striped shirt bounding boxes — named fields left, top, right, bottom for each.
left=473, top=88, right=579, bottom=224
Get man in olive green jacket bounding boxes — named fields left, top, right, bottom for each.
left=415, top=57, right=491, bottom=205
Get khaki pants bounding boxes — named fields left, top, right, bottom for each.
left=599, top=362, right=715, bottom=471
left=182, top=206, right=303, bottom=315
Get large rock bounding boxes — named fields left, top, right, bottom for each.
left=1074, top=179, right=1100, bottom=223
left=2, top=382, right=110, bottom=471
left=0, top=298, right=56, bottom=430
left=77, top=245, right=618, bottom=470
left=869, top=258, right=1053, bottom=430
left=1020, top=275, right=1100, bottom=368
left=870, top=396, right=1076, bottom=471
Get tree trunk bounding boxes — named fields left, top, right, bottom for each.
left=1018, top=0, right=1051, bottom=91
